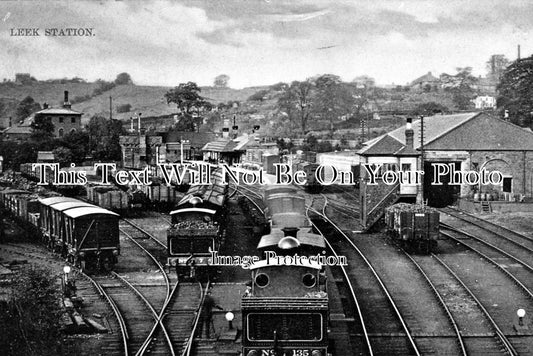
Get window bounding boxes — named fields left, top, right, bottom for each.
left=503, top=177, right=512, bottom=193
left=59, top=117, right=64, bottom=123
left=401, top=163, right=411, bottom=171
left=71, top=117, right=76, bottom=124
left=58, top=128, right=64, bottom=137
left=70, top=128, right=76, bottom=134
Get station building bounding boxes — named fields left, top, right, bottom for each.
left=358, top=112, right=533, bottom=227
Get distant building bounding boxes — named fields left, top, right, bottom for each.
left=2, top=91, right=82, bottom=141
left=34, top=91, right=82, bottom=138
left=410, top=72, right=440, bottom=91
left=473, top=95, right=496, bottom=110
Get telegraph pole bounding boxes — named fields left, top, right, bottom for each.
left=109, top=96, right=112, bottom=120
left=417, top=115, right=425, bottom=204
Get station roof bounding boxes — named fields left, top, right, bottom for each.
left=359, top=112, right=533, bottom=155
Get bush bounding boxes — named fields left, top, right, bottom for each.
left=116, top=103, right=132, bottom=113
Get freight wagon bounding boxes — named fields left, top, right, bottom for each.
left=0, top=188, right=120, bottom=271
left=385, top=203, right=439, bottom=254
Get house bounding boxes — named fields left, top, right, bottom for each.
left=34, top=91, right=82, bottom=138
left=473, top=95, right=496, bottom=110
left=2, top=91, right=82, bottom=141
left=410, top=72, right=440, bottom=91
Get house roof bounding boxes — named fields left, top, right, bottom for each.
left=360, top=112, right=533, bottom=156
left=425, top=113, right=533, bottom=151
left=36, top=107, right=81, bottom=115
left=388, top=113, right=478, bottom=149
left=3, top=125, right=32, bottom=135
left=37, top=151, right=55, bottom=161
left=410, top=71, right=439, bottom=86
left=165, top=130, right=217, bottom=147
left=358, top=134, right=405, bottom=156
left=202, top=139, right=233, bottom=152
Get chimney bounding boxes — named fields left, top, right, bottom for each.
left=282, top=227, right=299, bottom=238
left=43, top=102, right=49, bottom=109
left=8, top=117, right=12, bottom=127
left=63, top=91, right=71, bottom=109
left=222, top=117, right=230, bottom=138
left=405, top=117, right=414, bottom=148
left=518, top=44, right=521, bottom=60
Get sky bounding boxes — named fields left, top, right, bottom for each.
left=1, top=0, right=532, bottom=88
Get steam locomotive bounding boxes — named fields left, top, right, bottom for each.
left=242, top=185, right=329, bottom=356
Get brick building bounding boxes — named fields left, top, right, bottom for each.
left=34, top=91, right=82, bottom=138
left=358, top=112, right=533, bottom=227
left=3, top=91, right=82, bottom=141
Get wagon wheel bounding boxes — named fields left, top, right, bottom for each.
left=102, top=258, right=112, bottom=272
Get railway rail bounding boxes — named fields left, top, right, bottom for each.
left=435, top=223, right=533, bottom=355
left=0, top=243, right=129, bottom=356
left=309, top=196, right=421, bottom=356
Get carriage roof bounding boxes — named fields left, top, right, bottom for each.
left=48, top=201, right=95, bottom=212
left=39, top=196, right=80, bottom=206
left=63, top=206, right=119, bottom=219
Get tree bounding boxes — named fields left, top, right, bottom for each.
left=213, top=74, right=230, bottom=88
left=412, top=102, right=449, bottom=116
left=60, top=130, right=90, bottom=163
left=486, top=54, right=510, bottom=81
left=247, top=89, right=269, bottom=102
left=30, top=114, right=55, bottom=145
left=497, top=56, right=533, bottom=127
left=278, top=80, right=314, bottom=135
left=115, top=72, right=133, bottom=85
left=165, top=82, right=210, bottom=115
left=52, top=146, right=74, bottom=166
left=86, top=115, right=124, bottom=160
left=0, top=266, right=64, bottom=355
left=314, top=74, right=354, bottom=135
left=441, top=67, right=478, bottom=110
left=15, top=96, right=41, bottom=121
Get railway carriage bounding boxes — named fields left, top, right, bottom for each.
left=385, top=203, right=439, bottom=254
left=167, top=167, right=228, bottom=278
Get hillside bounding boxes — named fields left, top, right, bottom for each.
left=0, top=82, right=267, bottom=124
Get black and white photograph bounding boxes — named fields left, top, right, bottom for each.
left=1, top=1, right=533, bottom=355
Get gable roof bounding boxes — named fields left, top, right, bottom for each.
left=36, top=107, right=81, bottom=115
left=358, top=134, right=405, bottom=156
left=388, top=113, right=478, bottom=149
left=410, top=72, right=439, bottom=86
left=425, top=113, right=533, bottom=151
left=359, top=112, right=533, bottom=156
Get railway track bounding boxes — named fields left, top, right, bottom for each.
left=436, top=225, right=533, bottom=354
left=309, top=196, right=422, bottom=356
left=306, top=205, right=372, bottom=356
left=0, top=243, right=129, bottom=356
left=439, top=207, right=533, bottom=267
left=408, top=250, right=518, bottom=355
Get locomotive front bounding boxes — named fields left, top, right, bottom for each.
left=242, top=259, right=328, bottom=356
